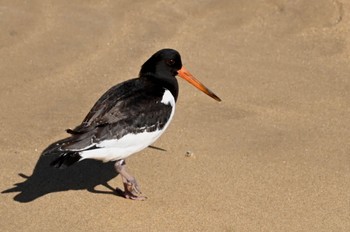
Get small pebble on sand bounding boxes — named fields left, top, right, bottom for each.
left=185, top=151, right=194, bottom=158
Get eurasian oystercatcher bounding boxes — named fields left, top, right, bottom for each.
left=42, top=48, right=221, bottom=200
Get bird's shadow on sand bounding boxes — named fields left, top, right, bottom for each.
left=2, top=145, right=166, bottom=203
left=1, top=154, right=124, bottom=203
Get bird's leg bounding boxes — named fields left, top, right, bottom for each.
left=114, top=160, right=147, bottom=200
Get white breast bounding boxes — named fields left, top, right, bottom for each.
left=79, top=89, right=175, bottom=162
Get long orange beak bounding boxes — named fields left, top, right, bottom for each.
left=177, top=66, right=221, bottom=102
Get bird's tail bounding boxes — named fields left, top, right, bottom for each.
left=42, top=137, right=72, bottom=156
left=49, top=151, right=82, bottom=169
left=42, top=137, right=82, bottom=169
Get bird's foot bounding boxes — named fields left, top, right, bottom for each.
left=115, top=160, right=147, bottom=200
left=122, top=180, right=147, bottom=201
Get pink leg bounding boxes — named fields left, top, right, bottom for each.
left=114, top=160, right=147, bottom=200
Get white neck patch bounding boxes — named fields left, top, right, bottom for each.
left=161, top=89, right=175, bottom=107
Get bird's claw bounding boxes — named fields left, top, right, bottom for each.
left=122, top=182, right=147, bottom=200
left=120, top=177, right=147, bottom=200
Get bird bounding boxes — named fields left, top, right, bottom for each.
left=42, top=48, right=221, bottom=200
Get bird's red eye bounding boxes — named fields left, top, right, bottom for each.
left=166, top=59, right=175, bottom=66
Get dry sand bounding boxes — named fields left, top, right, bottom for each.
left=1, top=0, right=349, bottom=231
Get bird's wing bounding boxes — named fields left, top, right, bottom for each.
left=58, top=78, right=173, bottom=151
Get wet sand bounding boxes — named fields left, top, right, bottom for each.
left=1, top=0, right=349, bottom=231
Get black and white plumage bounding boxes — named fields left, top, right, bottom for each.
left=42, top=48, right=221, bottom=200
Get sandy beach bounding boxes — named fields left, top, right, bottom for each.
left=1, top=0, right=349, bottom=231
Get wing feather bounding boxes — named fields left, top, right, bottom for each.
left=59, top=77, right=172, bottom=151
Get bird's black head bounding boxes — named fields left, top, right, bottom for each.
left=139, top=48, right=222, bottom=102
left=139, top=48, right=182, bottom=78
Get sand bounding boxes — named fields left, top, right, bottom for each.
left=1, top=0, right=349, bottom=231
